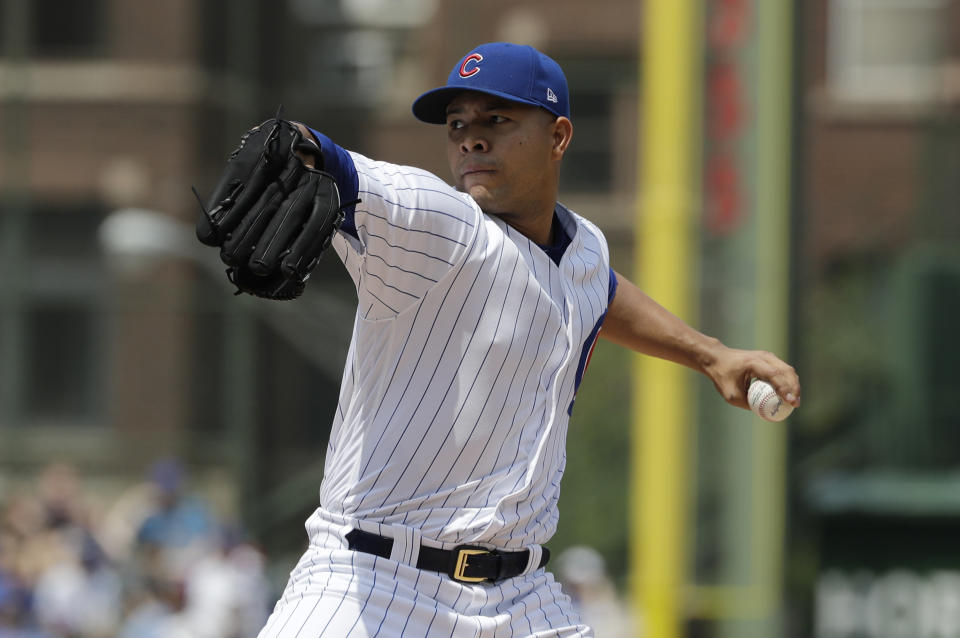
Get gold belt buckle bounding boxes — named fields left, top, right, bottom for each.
left=453, top=548, right=489, bottom=583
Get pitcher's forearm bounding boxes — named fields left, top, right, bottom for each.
left=600, top=270, right=801, bottom=410
left=600, top=270, right=721, bottom=374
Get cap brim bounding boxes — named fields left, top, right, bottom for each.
left=412, top=86, right=553, bottom=124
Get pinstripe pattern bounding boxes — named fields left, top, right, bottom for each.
left=263, top=152, right=610, bottom=636
left=324, top=153, right=611, bottom=549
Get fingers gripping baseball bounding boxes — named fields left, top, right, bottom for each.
left=707, top=348, right=800, bottom=411
left=755, top=351, right=801, bottom=407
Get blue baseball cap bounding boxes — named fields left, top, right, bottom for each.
left=412, top=42, right=570, bottom=124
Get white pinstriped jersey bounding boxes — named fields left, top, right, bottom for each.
left=320, top=151, right=613, bottom=551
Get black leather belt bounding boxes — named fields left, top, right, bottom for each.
left=345, top=528, right=549, bottom=584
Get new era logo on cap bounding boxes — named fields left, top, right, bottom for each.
left=412, top=42, right=570, bottom=124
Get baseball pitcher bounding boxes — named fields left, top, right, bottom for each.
left=196, top=42, right=801, bottom=637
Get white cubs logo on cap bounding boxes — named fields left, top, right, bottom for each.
left=459, top=53, right=483, bottom=78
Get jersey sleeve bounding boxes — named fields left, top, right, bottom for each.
left=308, top=128, right=479, bottom=319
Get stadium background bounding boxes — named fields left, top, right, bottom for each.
left=1, top=0, right=958, bottom=636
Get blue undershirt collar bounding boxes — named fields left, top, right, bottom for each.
left=537, top=209, right=571, bottom=266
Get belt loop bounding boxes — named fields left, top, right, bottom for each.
left=520, top=545, right=543, bottom=576
left=407, top=526, right=422, bottom=566
left=387, top=523, right=422, bottom=567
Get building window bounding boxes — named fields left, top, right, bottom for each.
left=828, top=0, right=947, bottom=104
left=24, top=298, right=102, bottom=422
left=30, top=0, right=105, bottom=58
left=16, top=202, right=107, bottom=426
left=560, top=89, right=613, bottom=193
left=556, top=56, right=633, bottom=193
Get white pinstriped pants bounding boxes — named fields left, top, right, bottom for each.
left=257, top=508, right=592, bottom=638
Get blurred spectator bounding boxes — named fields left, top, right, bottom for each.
left=181, top=527, right=270, bottom=638
left=97, top=481, right=163, bottom=564
left=36, top=464, right=87, bottom=532
left=0, top=459, right=269, bottom=637
left=117, top=575, right=192, bottom=638
left=0, top=485, right=65, bottom=638
left=0, top=491, right=64, bottom=586
left=1, top=537, right=50, bottom=638
left=556, top=545, right=634, bottom=638
left=33, top=532, right=121, bottom=638
left=134, top=458, right=217, bottom=580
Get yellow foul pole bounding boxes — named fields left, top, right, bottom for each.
left=632, top=0, right=701, bottom=636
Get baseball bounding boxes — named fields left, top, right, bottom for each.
left=747, top=379, right=794, bottom=422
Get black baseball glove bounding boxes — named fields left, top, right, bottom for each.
left=196, top=118, right=349, bottom=300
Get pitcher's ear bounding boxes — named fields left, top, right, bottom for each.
left=552, top=116, right=573, bottom=157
